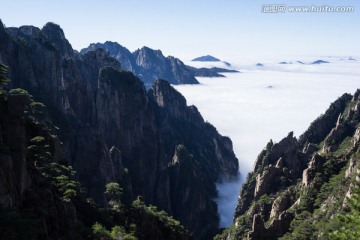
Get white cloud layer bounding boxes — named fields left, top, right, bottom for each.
left=174, top=57, right=360, bottom=227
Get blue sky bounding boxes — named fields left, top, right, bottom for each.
left=1, top=0, right=359, bottom=61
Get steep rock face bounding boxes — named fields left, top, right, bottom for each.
left=218, top=90, right=360, bottom=240
left=161, top=145, right=219, bottom=238
left=298, top=93, right=352, bottom=146
left=235, top=132, right=305, bottom=218
left=302, top=154, right=325, bottom=187
left=165, top=56, right=198, bottom=84
left=0, top=94, right=31, bottom=208
left=81, top=42, right=199, bottom=86
left=0, top=21, right=239, bottom=239
left=0, top=85, right=193, bottom=240
left=0, top=92, right=81, bottom=239
left=93, top=67, right=158, bottom=203
left=149, top=79, right=238, bottom=180
left=1, top=22, right=128, bottom=204
left=149, top=79, right=238, bottom=237
left=269, top=190, right=294, bottom=219
left=134, top=47, right=198, bottom=85
left=41, top=22, right=74, bottom=58
left=247, top=211, right=293, bottom=240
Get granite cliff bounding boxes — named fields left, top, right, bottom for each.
left=0, top=67, right=193, bottom=239
left=216, top=91, right=360, bottom=239
left=0, top=21, right=239, bottom=239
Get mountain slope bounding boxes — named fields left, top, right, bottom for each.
left=0, top=20, right=239, bottom=239
left=186, top=66, right=239, bottom=78
left=216, top=90, right=360, bottom=239
left=81, top=42, right=199, bottom=86
left=80, top=41, right=138, bottom=73
left=0, top=72, right=193, bottom=240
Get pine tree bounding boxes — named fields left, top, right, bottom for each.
left=330, top=167, right=360, bottom=240
left=0, top=64, right=10, bottom=86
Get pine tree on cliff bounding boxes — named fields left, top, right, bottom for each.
left=330, top=181, right=360, bottom=239
left=0, top=64, right=10, bottom=86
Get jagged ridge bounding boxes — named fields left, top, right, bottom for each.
left=217, top=90, right=360, bottom=239
left=81, top=41, right=199, bottom=86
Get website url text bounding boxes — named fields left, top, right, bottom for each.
left=261, top=5, right=355, bottom=13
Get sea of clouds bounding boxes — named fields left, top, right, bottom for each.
left=174, top=56, right=360, bottom=227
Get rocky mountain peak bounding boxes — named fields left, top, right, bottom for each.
left=136, top=46, right=163, bottom=57
left=82, top=41, right=130, bottom=56
left=253, top=131, right=298, bottom=173
left=17, top=25, right=42, bottom=38
left=82, top=42, right=198, bottom=85
left=353, top=89, right=360, bottom=101
left=299, top=93, right=352, bottom=145
left=42, top=22, right=66, bottom=41
left=82, top=48, right=121, bottom=69
left=134, top=46, right=166, bottom=69
left=41, top=22, right=74, bottom=58
left=167, top=55, right=181, bottom=65
left=150, top=79, right=186, bottom=108
left=5, top=25, right=47, bottom=53
left=103, top=41, right=127, bottom=51
left=0, top=20, right=7, bottom=48
left=81, top=41, right=137, bottom=73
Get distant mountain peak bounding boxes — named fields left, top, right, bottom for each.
left=311, top=60, right=329, bottom=64
left=349, top=56, right=357, bottom=61
left=192, top=55, right=221, bottom=62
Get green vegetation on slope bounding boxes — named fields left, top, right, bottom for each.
left=216, top=90, right=360, bottom=240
